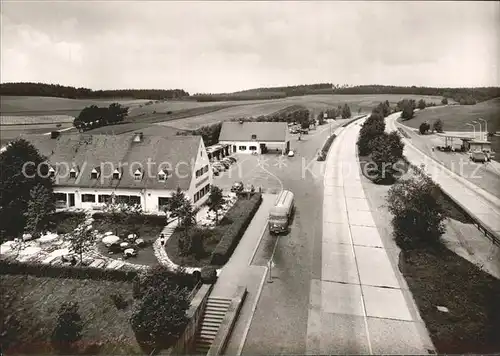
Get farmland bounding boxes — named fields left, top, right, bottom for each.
left=0, top=94, right=446, bottom=141
left=0, top=96, right=149, bottom=117
left=397, top=98, right=500, bottom=133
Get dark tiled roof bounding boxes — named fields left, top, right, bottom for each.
left=26, top=133, right=201, bottom=190
left=218, top=122, right=288, bottom=142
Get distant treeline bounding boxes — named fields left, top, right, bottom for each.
left=194, top=84, right=500, bottom=103
left=0, top=82, right=189, bottom=100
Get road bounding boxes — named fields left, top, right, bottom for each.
left=386, top=113, right=500, bottom=236
left=238, top=119, right=342, bottom=354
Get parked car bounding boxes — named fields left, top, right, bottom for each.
left=220, top=160, right=231, bottom=169
left=227, top=157, right=237, bottom=163
left=211, top=166, right=220, bottom=175
left=290, top=129, right=298, bottom=134
left=470, top=151, right=487, bottom=163
left=212, top=162, right=225, bottom=171
left=222, top=157, right=233, bottom=165
left=300, top=129, right=309, bottom=134
left=231, top=181, right=244, bottom=192
left=288, top=150, right=295, bottom=157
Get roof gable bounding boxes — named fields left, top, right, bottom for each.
left=218, top=122, right=288, bottom=142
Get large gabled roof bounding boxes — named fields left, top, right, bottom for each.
left=25, top=133, right=201, bottom=191
left=218, top=122, right=288, bottom=142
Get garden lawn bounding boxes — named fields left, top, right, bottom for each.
left=0, top=274, right=142, bottom=355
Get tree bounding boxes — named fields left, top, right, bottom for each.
left=387, top=165, right=447, bottom=248
left=369, top=132, right=405, bottom=183
left=419, top=122, right=431, bottom=135
left=441, top=97, right=448, bottom=105
left=317, top=112, right=325, bottom=125
left=206, top=186, right=225, bottom=224
left=357, top=113, right=386, bottom=156
left=433, top=119, right=444, bottom=133
left=178, top=202, right=196, bottom=256
left=23, top=184, right=55, bottom=238
left=130, top=269, right=191, bottom=350
left=69, top=212, right=97, bottom=264
left=0, top=139, right=54, bottom=242
left=169, top=187, right=189, bottom=223
left=401, top=103, right=414, bottom=120
left=51, top=301, right=83, bottom=353
left=417, top=99, right=427, bottom=110
left=341, top=104, right=352, bottom=119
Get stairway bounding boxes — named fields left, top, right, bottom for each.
left=194, top=296, right=232, bottom=354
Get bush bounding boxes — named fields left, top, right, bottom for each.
left=110, top=293, right=128, bottom=310
left=51, top=301, right=83, bottom=353
left=0, top=259, right=138, bottom=281
left=419, top=122, right=431, bottom=135
left=132, top=265, right=197, bottom=300
left=387, top=165, right=448, bottom=249
left=316, top=134, right=337, bottom=161
left=200, top=266, right=217, bottom=284
left=441, top=97, right=448, bottom=105
left=211, top=193, right=262, bottom=265
left=433, top=119, right=444, bottom=133
left=368, top=131, right=405, bottom=183
left=357, top=113, right=385, bottom=156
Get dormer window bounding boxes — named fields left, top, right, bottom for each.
left=48, top=166, right=56, bottom=178
left=91, top=167, right=100, bottom=179
left=134, top=168, right=143, bottom=181
left=158, top=169, right=167, bottom=182
left=112, top=168, right=121, bottom=180
left=69, top=167, right=78, bottom=179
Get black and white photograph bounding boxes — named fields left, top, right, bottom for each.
left=0, top=1, right=499, bottom=355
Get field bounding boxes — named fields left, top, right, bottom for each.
left=0, top=274, right=142, bottom=354
left=0, top=94, right=446, bottom=142
left=0, top=96, right=150, bottom=117
left=398, top=98, right=500, bottom=133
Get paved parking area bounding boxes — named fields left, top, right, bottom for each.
left=212, top=153, right=288, bottom=194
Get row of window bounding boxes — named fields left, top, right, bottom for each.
left=194, top=184, right=210, bottom=203
left=195, top=165, right=209, bottom=178
left=238, top=145, right=257, bottom=151
left=57, top=168, right=166, bottom=182
left=81, top=194, right=141, bottom=205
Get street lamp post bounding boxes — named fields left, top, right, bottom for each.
left=477, top=118, right=487, bottom=140
left=471, top=121, right=481, bottom=139
left=466, top=123, right=476, bottom=138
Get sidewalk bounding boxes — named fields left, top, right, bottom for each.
left=306, top=121, right=433, bottom=354
left=210, top=193, right=276, bottom=355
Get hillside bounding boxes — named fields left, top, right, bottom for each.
left=398, top=98, right=500, bottom=133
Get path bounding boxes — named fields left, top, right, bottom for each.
left=306, top=119, right=433, bottom=354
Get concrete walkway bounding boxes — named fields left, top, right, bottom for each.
left=306, top=120, right=433, bottom=354
left=386, top=113, right=500, bottom=236
left=211, top=193, right=276, bottom=355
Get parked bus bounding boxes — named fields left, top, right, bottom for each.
left=268, top=190, right=294, bottom=234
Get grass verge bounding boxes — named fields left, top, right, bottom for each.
left=399, top=246, right=500, bottom=353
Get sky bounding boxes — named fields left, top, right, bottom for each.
left=1, top=1, right=499, bottom=93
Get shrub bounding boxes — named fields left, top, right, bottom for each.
left=419, top=122, right=431, bottom=135
left=132, top=265, right=196, bottom=300
left=368, top=131, right=405, bottom=183
left=0, top=259, right=138, bottom=281
left=51, top=301, right=83, bottom=353
left=433, top=119, right=444, bottom=133
left=441, top=97, right=448, bottom=105
left=211, top=193, right=262, bottom=265
left=130, top=278, right=190, bottom=350
left=357, top=113, right=385, bottom=156
left=200, top=266, right=217, bottom=284
left=316, top=134, right=337, bottom=161
left=387, top=165, right=448, bottom=249
left=110, top=293, right=128, bottom=310
left=417, top=99, right=427, bottom=110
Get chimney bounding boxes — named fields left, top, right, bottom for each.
left=50, top=131, right=60, bottom=139
left=133, top=132, right=143, bottom=142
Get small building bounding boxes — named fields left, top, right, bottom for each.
left=26, top=132, right=213, bottom=213
left=464, top=139, right=494, bottom=153
left=218, top=121, right=290, bottom=154
left=206, top=143, right=231, bottom=161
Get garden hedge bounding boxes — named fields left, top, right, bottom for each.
left=0, top=259, right=139, bottom=281
left=210, top=193, right=263, bottom=265
left=317, top=134, right=337, bottom=161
